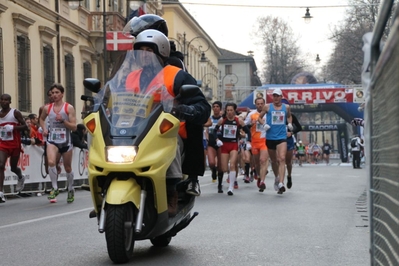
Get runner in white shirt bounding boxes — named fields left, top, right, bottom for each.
left=40, top=83, right=77, bottom=203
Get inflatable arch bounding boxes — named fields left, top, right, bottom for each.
left=238, top=84, right=364, bottom=162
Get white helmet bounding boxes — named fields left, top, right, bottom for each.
left=134, top=29, right=170, bottom=59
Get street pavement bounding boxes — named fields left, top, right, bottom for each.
left=0, top=161, right=370, bottom=266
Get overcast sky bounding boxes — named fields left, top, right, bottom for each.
left=182, top=0, right=349, bottom=72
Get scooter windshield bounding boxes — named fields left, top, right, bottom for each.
left=94, top=50, right=174, bottom=131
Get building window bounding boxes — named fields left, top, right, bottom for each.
left=112, top=0, right=120, bottom=12
left=83, top=61, right=92, bottom=96
left=65, top=53, right=75, bottom=106
left=17, top=34, right=31, bottom=112
left=83, top=0, right=90, bottom=9
left=225, top=65, right=232, bottom=75
left=43, top=44, right=55, bottom=97
left=0, top=28, right=3, bottom=95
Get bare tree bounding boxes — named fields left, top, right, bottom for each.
left=324, top=0, right=383, bottom=84
left=256, top=16, right=307, bottom=84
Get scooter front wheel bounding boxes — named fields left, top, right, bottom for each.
left=105, top=203, right=135, bottom=263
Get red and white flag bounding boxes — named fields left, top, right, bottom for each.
left=106, top=31, right=133, bottom=51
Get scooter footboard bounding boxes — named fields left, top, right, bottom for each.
left=106, top=178, right=141, bottom=208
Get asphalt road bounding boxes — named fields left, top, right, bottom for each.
left=0, top=162, right=370, bottom=266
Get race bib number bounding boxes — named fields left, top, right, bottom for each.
left=255, top=122, right=263, bottom=132
left=223, top=124, right=237, bottom=139
left=0, top=127, right=13, bottom=141
left=271, top=111, right=285, bottom=125
left=50, top=128, right=67, bottom=144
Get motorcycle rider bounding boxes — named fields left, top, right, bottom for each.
left=125, top=29, right=210, bottom=216
left=111, top=14, right=186, bottom=83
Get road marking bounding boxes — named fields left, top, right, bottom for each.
left=0, top=207, right=93, bottom=230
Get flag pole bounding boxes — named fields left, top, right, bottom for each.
left=103, top=0, right=107, bottom=83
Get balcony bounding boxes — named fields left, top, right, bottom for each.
left=88, top=12, right=126, bottom=32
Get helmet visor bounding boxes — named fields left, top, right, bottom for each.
left=123, top=16, right=158, bottom=37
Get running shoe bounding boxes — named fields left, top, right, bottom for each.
left=15, top=175, right=25, bottom=193
left=227, top=190, right=234, bottom=196
left=47, top=189, right=60, bottom=200
left=234, top=181, right=239, bottom=189
left=259, top=182, right=266, bottom=192
left=186, top=181, right=201, bottom=196
left=244, top=175, right=250, bottom=183
left=0, top=191, right=6, bottom=203
left=278, top=183, right=286, bottom=194
left=287, top=176, right=292, bottom=189
left=67, top=189, right=75, bottom=203
left=274, top=177, right=279, bottom=191
left=253, top=173, right=259, bottom=180
left=211, top=169, right=217, bottom=182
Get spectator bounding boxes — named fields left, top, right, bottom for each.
left=28, top=113, right=44, bottom=145
left=322, top=140, right=333, bottom=165
left=351, top=135, right=364, bottom=169
left=71, top=124, right=88, bottom=149
left=21, top=117, right=34, bottom=145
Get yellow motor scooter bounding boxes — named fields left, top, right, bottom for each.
left=81, top=50, right=198, bottom=264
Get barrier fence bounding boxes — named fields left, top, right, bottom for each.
left=3, top=145, right=88, bottom=196
left=368, top=0, right=399, bottom=264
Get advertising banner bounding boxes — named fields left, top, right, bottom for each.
left=3, top=145, right=88, bottom=187
left=260, top=87, right=354, bottom=104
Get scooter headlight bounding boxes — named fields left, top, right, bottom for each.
left=105, top=146, right=138, bottom=163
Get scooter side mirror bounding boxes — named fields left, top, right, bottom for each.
left=83, top=78, right=102, bottom=94
left=176, top=85, right=200, bottom=101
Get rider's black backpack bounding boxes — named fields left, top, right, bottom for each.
left=351, top=138, right=357, bottom=148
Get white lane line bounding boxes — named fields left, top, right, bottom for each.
left=0, top=207, right=93, bottom=230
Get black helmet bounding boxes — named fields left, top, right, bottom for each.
left=123, top=14, right=168, bottom=37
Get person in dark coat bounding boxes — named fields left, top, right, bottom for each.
left=71, top=124, right=87, bottom=150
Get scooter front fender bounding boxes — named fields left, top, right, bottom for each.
left=106, top=178, right=141, bottom=209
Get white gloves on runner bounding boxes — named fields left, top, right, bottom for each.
left=246, top=142, right=252, bottom=150
left=287, top=123, right=293, bottom=131
left=216, top=139, right=223, bottom=147
left=263, top=123, right=270, bottom=131
left=3, top=124, right=14, bottom=132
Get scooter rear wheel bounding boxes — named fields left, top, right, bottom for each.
left=150, top=235, right=172, bottom=247
left=105, top=203, right=135, bottom=263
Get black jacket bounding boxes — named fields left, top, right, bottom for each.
left=71, top=130, right=88, bottom=149
left=174, top=71, right=211, bottom=176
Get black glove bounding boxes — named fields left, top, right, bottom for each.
left=172, top=105, right=197, bottom=122
left=34, top=138, right=43, bottom=145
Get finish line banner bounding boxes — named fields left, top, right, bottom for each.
left=255, top=87, right=354, bottom=104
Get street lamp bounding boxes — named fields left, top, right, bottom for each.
left=303, top=7, right=313, bottom=24
left=178, top=32, right=210, bottom=66
left=201, top=72, right=220, bottom=101
left=222, top=73, right=239, bottom=102
left=316, top=54, right=321, bottom=64
left=65, top=0, right=110, bottom=83
left=67, top=1, right=80, bottom=10
left=199, top=52, right=208, bottom=68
